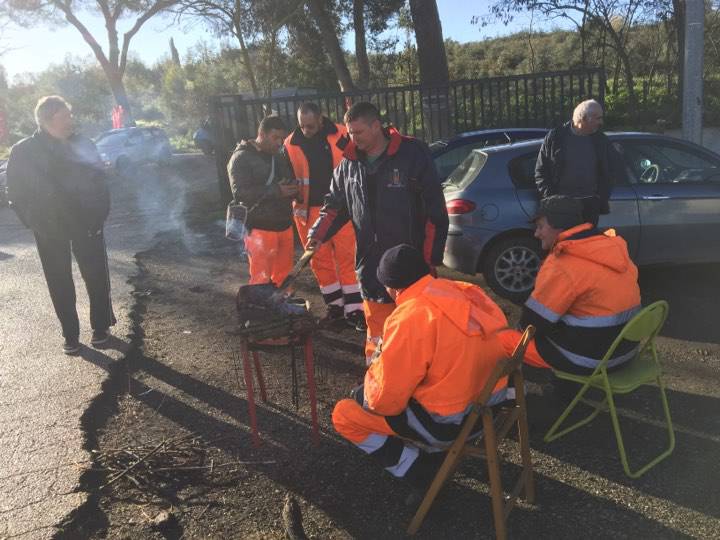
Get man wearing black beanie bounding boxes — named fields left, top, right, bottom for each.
left=332, top=244, right=513, bottom=490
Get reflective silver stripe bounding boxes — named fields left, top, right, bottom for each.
left=357, top=433, right=387, bottom=454
left=293, top=208, right=308, bottom=218
left=386, top=445, right=420, bottom=477
left=298, top=177, right=310, bottom=185
left=560, top=305, right=641, bottom=328
left=320, top=282, right=341, bottom=294
left=525, top=296, right=561, bottom=323
left=408, top=388, right=510, bottom=447
left=341, top=283, right=361, bottom=294
left=547, top=338, right=639, bottom=369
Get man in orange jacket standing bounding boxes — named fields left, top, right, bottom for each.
left=332, top=244, right=512, bottom=488
left=517, top=196, right=642, bottom=375
left=284, top=103, right=365, bottom=330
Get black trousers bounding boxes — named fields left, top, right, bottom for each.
left=34, top=230, right=116, bottom=339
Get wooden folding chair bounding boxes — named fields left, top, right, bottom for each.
left=407, top=326, right=536, bottom=539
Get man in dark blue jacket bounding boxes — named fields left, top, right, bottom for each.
left=308, top=102, right=448, bottom=364
left=7, top=95, right=115, bottom=355
left=535, top=99, right=624, bottom=225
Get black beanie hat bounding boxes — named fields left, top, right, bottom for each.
left=532, top=195, right=584, bottom=230
left=376, top=244, right=430, bottom=289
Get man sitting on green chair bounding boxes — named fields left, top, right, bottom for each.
left=515, top=195, right=641, bottom=375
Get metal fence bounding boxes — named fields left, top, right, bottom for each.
left=212, top=68, right=605, bottom=202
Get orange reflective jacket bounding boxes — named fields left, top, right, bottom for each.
left=284, top=120, right=347, bottom=225
left=521, top=223, right=641, bottom=370
left=364, top=275, right=509, bottom=417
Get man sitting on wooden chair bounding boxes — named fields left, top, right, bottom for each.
left=332, top=244, right=514, bottom=490
left=517, top=195, right=642, bottom=377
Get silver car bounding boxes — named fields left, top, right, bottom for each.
left=443, top=132, right=720, bottom=302
left=95, top=127, right=172, bottom=171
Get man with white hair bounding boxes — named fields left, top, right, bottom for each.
left=7, top=95, right=115, bottom=355
left=535, top=99, right=623, bottom=225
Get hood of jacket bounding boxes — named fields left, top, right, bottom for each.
left=399, top=275, right=508, bottom=338
left=553, top=223, right=632, bottom=274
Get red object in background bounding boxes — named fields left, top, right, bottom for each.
left=0, top=109, right=7, bottom=143
left=111, top=105, right=125, bottom=128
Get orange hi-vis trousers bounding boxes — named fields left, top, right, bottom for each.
left=363, top=300, right=396, bottom=365
left=332, top=385, right=509, bottom=478
left=295, top=206, right=361, bottom=313
left=244, top=227, right=294, bottom=286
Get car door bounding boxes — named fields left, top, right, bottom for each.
left=510, top=147, right=641, bottom=258
left=126, top=131, right=145, bottom=162
left=621, top=138, right=720, bottom=264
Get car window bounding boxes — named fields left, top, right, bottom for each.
left=435, top=139, right=504, bottom=179
left=620, top=140, right=720, bottom=184
left=508, top=152, right=538, bottom=190
left=95, top=132, right=127, bottom=146
left=445, top=151, right=488, bottom=190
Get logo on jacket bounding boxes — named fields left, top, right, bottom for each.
left=387, top=168, right=405, bottom=188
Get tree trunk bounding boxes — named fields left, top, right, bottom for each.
left=353, top=0, right=370, bottom=89
left=307, top=0, right=356, bottom=92
left=673, top=0, right=685, bottom=105
left=106, top=69, right=134, bottom=124
left=408, top=0, right=451, bottom=139
left=170, top=37, right=181, bottom=66
left=408, top=0, right=449, bottom=87
left=233, top=18, right=261, bottom=98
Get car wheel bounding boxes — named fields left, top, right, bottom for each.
left=482, top=235, right=542, bottom=303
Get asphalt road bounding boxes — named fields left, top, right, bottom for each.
left=0, top=155, right=211, bottom=539
left=2, top=154, right=720, bottom=538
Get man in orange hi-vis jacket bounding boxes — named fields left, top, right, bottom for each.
left=332, top=244, right=513, bottom=488
left=284, top=103, right=365, bottom=331
left=514, top=195, right=642, bottom=376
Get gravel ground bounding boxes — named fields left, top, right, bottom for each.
left=57, top=158, right=720, bottom=539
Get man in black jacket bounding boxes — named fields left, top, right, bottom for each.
left=535, top=99, right=623, bottom=225
left=7, top=95, right=115, bottom=355
left=307, top=102, right=448, bottom=364
left=227, top=116, right=298, bottom=286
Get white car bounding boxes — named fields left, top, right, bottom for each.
left=95, top=127, right=172, bottom=171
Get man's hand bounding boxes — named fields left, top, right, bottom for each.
left=278, top=181, right=299, bottom=198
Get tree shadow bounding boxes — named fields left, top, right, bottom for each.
left=63, top=342, right=706, bottom=539
left=525, top=387, right=720, bottom=520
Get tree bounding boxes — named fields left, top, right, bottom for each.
left=307, top=0, right=356, bottom=91
left=352, top=0, right=404, bottom=88
left=485, top=0, right=654, bottom=117
left=178, top=0, right=303, bottom=98
left=408, top=0, right=450, bottom=87
left=1, top=0, right=180, bottom=121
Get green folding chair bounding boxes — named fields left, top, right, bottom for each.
left=543, top=300, right=675, bottom=478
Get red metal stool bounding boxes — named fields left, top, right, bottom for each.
left=239, top=330, right=319, bottom=447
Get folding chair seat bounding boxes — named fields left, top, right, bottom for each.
left=407, top=326, right=536, bottom=539
left=544, top=300, right=675, bottom=478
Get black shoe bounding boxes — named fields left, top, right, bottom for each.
left=63, top=337, right=80, bottom=355
left=320, top=305, right=345, bottom=327
left=91, top=329, right=111, bottom=347
left=345, top=310, right=367, bottom=332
